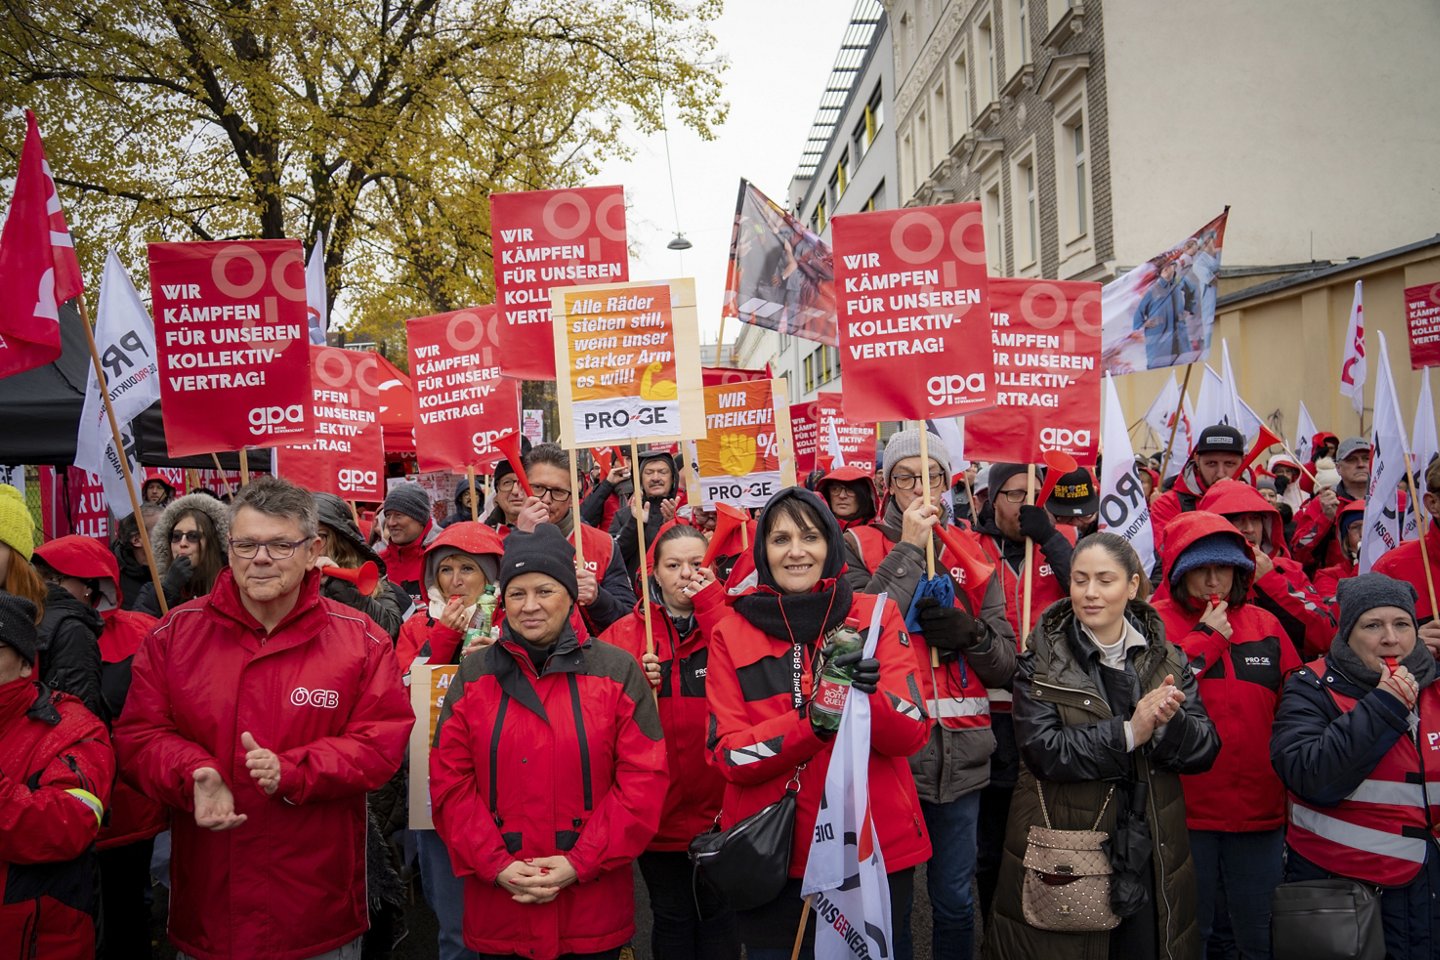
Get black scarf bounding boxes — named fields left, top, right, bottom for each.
left=1328, top=632, right=1437, bottom=691
left=733, top=577, right=853, bottom=650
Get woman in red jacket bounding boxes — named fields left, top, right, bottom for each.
left=691, top=487, right=932, bottom=960
left=1151, top=512, right=1299, bottom=960
left=396, top=521, right=506, bottom=674
left=600, top=522, right=739, bottom=960
left=431, top=524, right=667, bottom=960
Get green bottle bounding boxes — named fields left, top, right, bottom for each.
left=810, top=616, right=864, bottom=733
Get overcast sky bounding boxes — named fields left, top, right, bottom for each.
left=591, top=0, right=858, bottom=346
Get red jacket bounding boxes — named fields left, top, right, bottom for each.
left=430, top=623, right=667, bottom=959
left=1149, top=463, right=1209, bottom=552
left=394, top=522, right=506, bottom=673
left=1311, top=499, right=1365, bottom=615
left=377, top=520, right=434, bottom=606
left=1197, top=480, right=1336, bottom=657
left=1290, top=483, right=1361, bottom=573
left=1372, top=521, right=1440, bottom=622
left=1151, top=513, right=1301, bottom=832
left=115, top=569, right=414, bottom=960
left=1300, top=432, right=1340, bottom=494
left=600, top=602, right=725, bottom=851
left=974, top=526, right=1074, bottom=653
left=0, top=678, right=114, bottom=960
left=693, top=584, right=932, bottom=878
left=98, top=608, right=168, bottom=849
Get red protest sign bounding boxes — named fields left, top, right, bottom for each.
left=407, top=306, right=521, bottom=473
left=39, top=467, right=107, bottom=541
left=702, top=365, right=772, bottom=387
left=790, top=401, right=818, bottom=474
left=832, top=204, right=994, bottom=421
left=491, top=186, right=629, bottom=380
left=1406, top=283, right=1440, bottom=369
left=964, top=278, right=1102, bottom=466
left=817, top=391, right=877, bottom=474
left=276, top=346, right=385, bottom=500
left=148, top=241, right=313, bottom=456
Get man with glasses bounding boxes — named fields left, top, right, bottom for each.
left=517, top=443, right=635, bottom=633
left=116, top=476, right=413, bottom=960
left=483, top=453, right=531, bottom=534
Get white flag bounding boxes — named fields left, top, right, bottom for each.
left=1294, top=401, right=1319, bottom=464
left=1143, top=372, right=1195, bottom=478
left=306, top=234, right=328, bottom=345
left=929, top=416, right=966, bottom=471
left=801, top=596, right=892, bottom=960
left=74, top=249, right=161, bottom=518
left=1100, top=374, right=1157, bottom=574
left=1220, top=340, right=1266, bottom=442
left=826, top=420, right=846, bottom=470
left=1194, top=364, right=1227, bottom=435
left=1406, top=368, right=1438, bottom=539
left=1339, top=280, right=1366, bottom=418
left=1359, top=332, right=1410, bottom=572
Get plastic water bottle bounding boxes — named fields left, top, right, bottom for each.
left=810, top=616, right=864, bottom=733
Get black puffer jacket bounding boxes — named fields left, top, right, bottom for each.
left=987, top=599, right=1219, bottom=960
left=314, top=493, right=406, bottom=640
left=37, top=583, right=106, bottom=721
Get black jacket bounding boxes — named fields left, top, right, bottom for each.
left=113, top=543, right=149, bottom=612
left=37, top=584, right=106, bottom=722
left=606, top=450, right=679, bottom=578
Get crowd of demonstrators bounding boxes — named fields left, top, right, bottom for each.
left=11, top=400, right=1440, bottom=960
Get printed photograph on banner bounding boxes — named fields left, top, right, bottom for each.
left=965, top=277, right=1103, bottom=466
left=1100, top=209, right=1228, bottom=374
left=551, top=278, right=706, bottom=447
left=407, top=306, right=521, bottom=473
left=1406, top=283, right=1440, bottom=370
left=490, top=185, right=628, bottom=380
left=831, top=204, right=994, bottom=422
left=691, top=378, right=795, bottom=509
left=723, top=179, right=837, bottom=346
left=275, top=346, right=384, bottom=501
left=148, top=240, right=313, bottom=456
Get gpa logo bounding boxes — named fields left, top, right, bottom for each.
left=1040, top=426, right=1092, bottom=450
left=926, top=373, right=986, bottom=406
left=290, top=686, right=340, bottom=709
left=337, top=468, right=378, bottom=493
left=470, top=429, right=507, bottom=453
left=248, top=404, right=305, bottom=437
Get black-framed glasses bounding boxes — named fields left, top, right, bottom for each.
left=532, top=484, right=572, bottom=503
left=996, top=489, right=1029, bottom=504
left=230, top=539, right=309, bottom=560
left=170, top=530, right=201, bottom=545
left=890, top=470, right=945, bottom=491
left=497, top=475, right=519, bottom=492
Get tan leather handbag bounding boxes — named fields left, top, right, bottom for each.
left=1021, top=782, right=1121, bottom=933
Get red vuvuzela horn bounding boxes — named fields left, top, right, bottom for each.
left=493, top=430, right=533, bottom=497
left=702, top=502, right=750, bottom=569
left=324, top=561, right=378, bottom=595
left=1234, top=425, right=1281, bottom=481
left=1035, top=450, right=1079, bottom=509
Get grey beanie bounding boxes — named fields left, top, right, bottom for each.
left=1336, top=573, right=1418, bottom=650
left=882, top=427, right=951, bottom=489
left=383, top=483, right=432, bottom=525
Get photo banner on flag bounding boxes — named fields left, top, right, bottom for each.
left=723, top=179, right=837, bottom=346
left=1099, top=374, right=1156, bottom=574
left=275, top=346, right=384, bottom=501
left=687, top=377, right=795, bottom=509
left=965, top=278, right=1103, bottom=466
left=491, top=185, right=628, bottom=380
left=1406, top=283, right=1440, bottom=370
left=1100, top=209, right=1228, bottom=375
left=816, top=391, right=877, bottom=474
left=407, top=306, right=520, bottom=474
left=551, top=278, right=705, bottom=446
left=832, top=204, right=994, bottom=422
left=148, top=240, right=313, bottom=456
left=790, top=402, right=818, bottom=475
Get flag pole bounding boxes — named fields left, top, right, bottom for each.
left=790, top=896, right=812, bottom=960
left=1404, top=461, right=1439, bottom=615
left=630, top=437, right=659, bottom=705
left=238, top=448, right=250, bottom=486
left=208, top=453, right=235, bottom=498
left=76, top=296, right=167, bottom=615
left=1157, top=363, right=1194, bottom=481
left=566, top=447, right=586, bottom=575
left=1021, top=465, right=1037, bottom=643
left=919, top=424, right=940, bottom=669
left=466, top=465, right=478, bottom=522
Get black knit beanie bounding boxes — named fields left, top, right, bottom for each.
left=0, top=592, right=39, bottom=665
left=497, top=524, right=579, bottom=601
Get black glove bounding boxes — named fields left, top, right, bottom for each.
left=1018, top=504, right=1055, bottom=543
left=915, top=596, right=979, bottom=652
left=832, top=651, right=880, bottom=695
left=161, top=555, right=192, bottom=602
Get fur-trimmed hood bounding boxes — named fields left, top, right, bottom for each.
left=150, top=493, right=230, bottom=573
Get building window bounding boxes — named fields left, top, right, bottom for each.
left=1071, top=123, right=1087, bottom=234
left=1010, top=145, right=1038, bottom=272
left=950, top=51, right=971, bottom=135
left=868, top=84, right=885, bottom=141
left=981, top=174, right=1004, bottom=276
left=813, top=196, right=827, bottom=235
left=975, top=10, right=997, bottom=106
left=900, top=127, right=915, bottom=199
left=804, top=352, right=815, bottom=393
left=916, top=109, right=930, bottom=182
left=866, top=180, right=885, bottom=212
left=1052, top=83, right=1093, bottom=256
left=931, top=83, right=948, bottom=167
left=1015, top=0, right=1031, bottom=67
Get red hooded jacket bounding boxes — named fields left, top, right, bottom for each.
left=396, top=522, right=506, bottom=673
left=1372, top=520, right=1440, bottom=623
left=1290, top=480, right=1362, bottom=574
left=115, top=568, right=414, bottom=960
left=817, top=465, right=880, bottom=530
left=377, top=519, right=434, bottom=606
left=430, top=621, right=667, bottom=959
left=1197, top=480, right=1337, bottom=657
left=1313, top=499, right=1365, bottom=613
left=1149, top=461, right=1210, bottom=552
left=1301, top=431, right=1340, bottom=494
left=1150, top=513, right=1301, bottom=832
left=0, top=679, right=113, bottom=960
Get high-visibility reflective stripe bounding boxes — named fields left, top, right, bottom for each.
left=727, top=739, right=779, bottom=767
left=1347, top=779, right=1428, bottom=808
left=1290, top=803, right=1428, bottom=864
left=65, top=788, right=104, bottom=827
left=927, top=697, right=991, bottom=719
left=890, top=696, right=925, bottom=722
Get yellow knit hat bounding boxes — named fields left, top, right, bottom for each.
left=0, top=485, right=34, bottom=561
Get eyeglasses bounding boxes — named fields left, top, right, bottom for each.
left=532, top=484, right=572, bottom=503
left=171, top=530, right=202, bottom=545
left=996, top=489, right=1029, bottom=504
left=497, top=476, right=519, bottom=492
left=230, top=539, right=310, bottom=560
left=890, top=470, right=945, bottom=491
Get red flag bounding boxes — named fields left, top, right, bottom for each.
left=0, top=111, right=83, bottom=377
